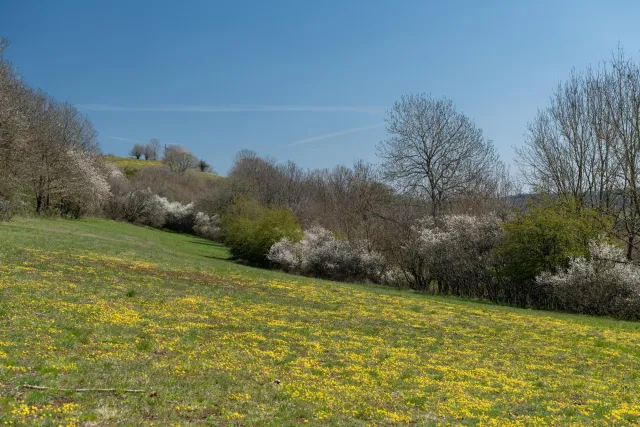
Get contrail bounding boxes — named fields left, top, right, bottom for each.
left=107, top=136, right=140, bottom=143
left=285, top=123, right=385, bottom=147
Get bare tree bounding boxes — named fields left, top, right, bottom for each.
left=517, top=70, right=618, bottom=210
left=600, top=48, right=640, bottom=259
left=0, top=37, right=25, bottom=214
left=144, top=138, right=160, bottom=160
left=130, top=143, right=144, bottom=159
left=378, top=94, right=501, bottom=217
left=228, top=150, right=283, bottom=205
left=516, top=46, right=640, bottom=259
left=163, top=145, right=198, bottom=173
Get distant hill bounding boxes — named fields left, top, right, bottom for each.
left=103, top=155, right=225, bottom=182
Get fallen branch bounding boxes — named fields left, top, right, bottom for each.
left=21, top=384, right=146, bottom=393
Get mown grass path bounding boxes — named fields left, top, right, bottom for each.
left=1, top=218, right=639, bottom=426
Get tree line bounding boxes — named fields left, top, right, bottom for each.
left=2, top=35, right=640, bottom=319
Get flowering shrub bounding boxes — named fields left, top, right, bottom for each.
left=537, top=241, right=640, bottom=319
left=408, top=214, right=503, bottom=297
left=153, top=196, right=196, bottom=233
left=103, top=184, right=165, bottom=227
left=268, top=225, right=386, bottom=283
left=58, top=149, right=112, bottom=218
left=193, top=212, right=221, bottom=241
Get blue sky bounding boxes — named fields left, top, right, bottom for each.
left=2, top=1, right=640, bottom=174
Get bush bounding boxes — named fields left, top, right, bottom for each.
left=133, top=165, right=208, bottom=205
left=268, top=225, right=386, bottom=282
left=56, top=149, right=112, bottom=219
left=103, top=172, right=165, bottom=227
left=153, top=196, right=196, bottom=233
left=220, top=199, right=301, bottom=265
left=0, top=196, right=16, bottom=220
left=495, top=198, right=609, bottom=307
left=193, top=212, right=221, bottom=241
left=409, top=214, right=503, bottom=297
left=537, top=241, right=640, bottom=319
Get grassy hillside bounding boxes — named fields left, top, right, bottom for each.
left=103, top=155, right=224, bottom=182
left=0, top=219, right=639, bottom=426
left=103, top=155, right=163, bottom=173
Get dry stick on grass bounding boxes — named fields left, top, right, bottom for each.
left=21, top=384, right=146, bottom=393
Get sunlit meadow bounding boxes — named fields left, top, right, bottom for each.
left=1, top=218, right=639, bottom=426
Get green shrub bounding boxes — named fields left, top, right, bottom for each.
left=220, top=199, right=301, bottom=265
left=495, top=197, right=610, bottom=307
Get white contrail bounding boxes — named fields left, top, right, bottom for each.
left=107, top=136, right=140, bottom=143
left=77, top=104, right=382, bottom=114
left=285, top=123, right=385, bottom=147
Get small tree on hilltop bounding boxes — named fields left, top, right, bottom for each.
left=198, top=159, right=212, bottom=173
left=163, top=145, right=198, bottom=173
left=130, top=143, right=144, bottom=159
left=143, top=138, right=160, bottom=160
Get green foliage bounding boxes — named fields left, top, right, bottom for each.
left=220, top=198, right=301, bottom=265
left=495, top=197, right=611, bottom=307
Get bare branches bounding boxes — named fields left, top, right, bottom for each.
left=144, top=138, right=160, bottom=160
left=517, top=46, right=640, bottom=259
left=130, top=143, right=145, bottom=159
left=377, top=93, right=505, bottom=217
left=163, top=145, right=198, bottom=173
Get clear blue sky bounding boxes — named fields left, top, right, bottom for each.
left=2, top=0, right=640, bottom=174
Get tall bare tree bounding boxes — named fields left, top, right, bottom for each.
left=130, top=143, right=144, bottom=159
left=378, top=94, right=502, bottom=217
left=163, top=145, right=198, bottom=173
left=517, top=47, right=640, bottom=259
left=517, top=70, right=618, bottom=210
left=144, top=138, right=160, bottom=160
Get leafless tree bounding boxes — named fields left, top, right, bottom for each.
left=0, top=37, right=107, bottom=217
left=228, top=150, right=284, bottom=205
left=20, top=96, right=101, bottom=212
left=599, top=48, right=640, bottom=258
left=0, top=37, right=25, bottom=214
left=516, top=46, right=640, bottom=259
left=378, top=94, right=502, bottom=217
left=144, top=138, right=160, bottom=160
left=517, top=70, right=619, bottom=210
left=130, top=143, right=144, bottom=159
left=163, top=145, right=198, bottom=173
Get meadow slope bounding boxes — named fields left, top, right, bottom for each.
left=0, top=218, right=639, bottom=426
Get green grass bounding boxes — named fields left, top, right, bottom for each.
left=103, top=155, right=163, bottom=175
left=1, top=218, right=639, bottom=425
left=103, top=155, right=225, bottom=182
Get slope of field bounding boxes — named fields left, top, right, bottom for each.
left=103, top=155, right=163, bottom=173
left=1, top=218, right=639, bottom=426
left=102, top=155, right=224, bottom=183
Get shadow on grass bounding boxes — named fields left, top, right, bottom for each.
left=189, top=240, right=226, bottom=248
left=189, top=240, right=232, bottom=261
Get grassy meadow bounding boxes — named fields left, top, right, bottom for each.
left=102, top=156, right=224, bottom=183
left=0, top=218, right=639, bottom=426
left=102, top=155, right=163, bottom=172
